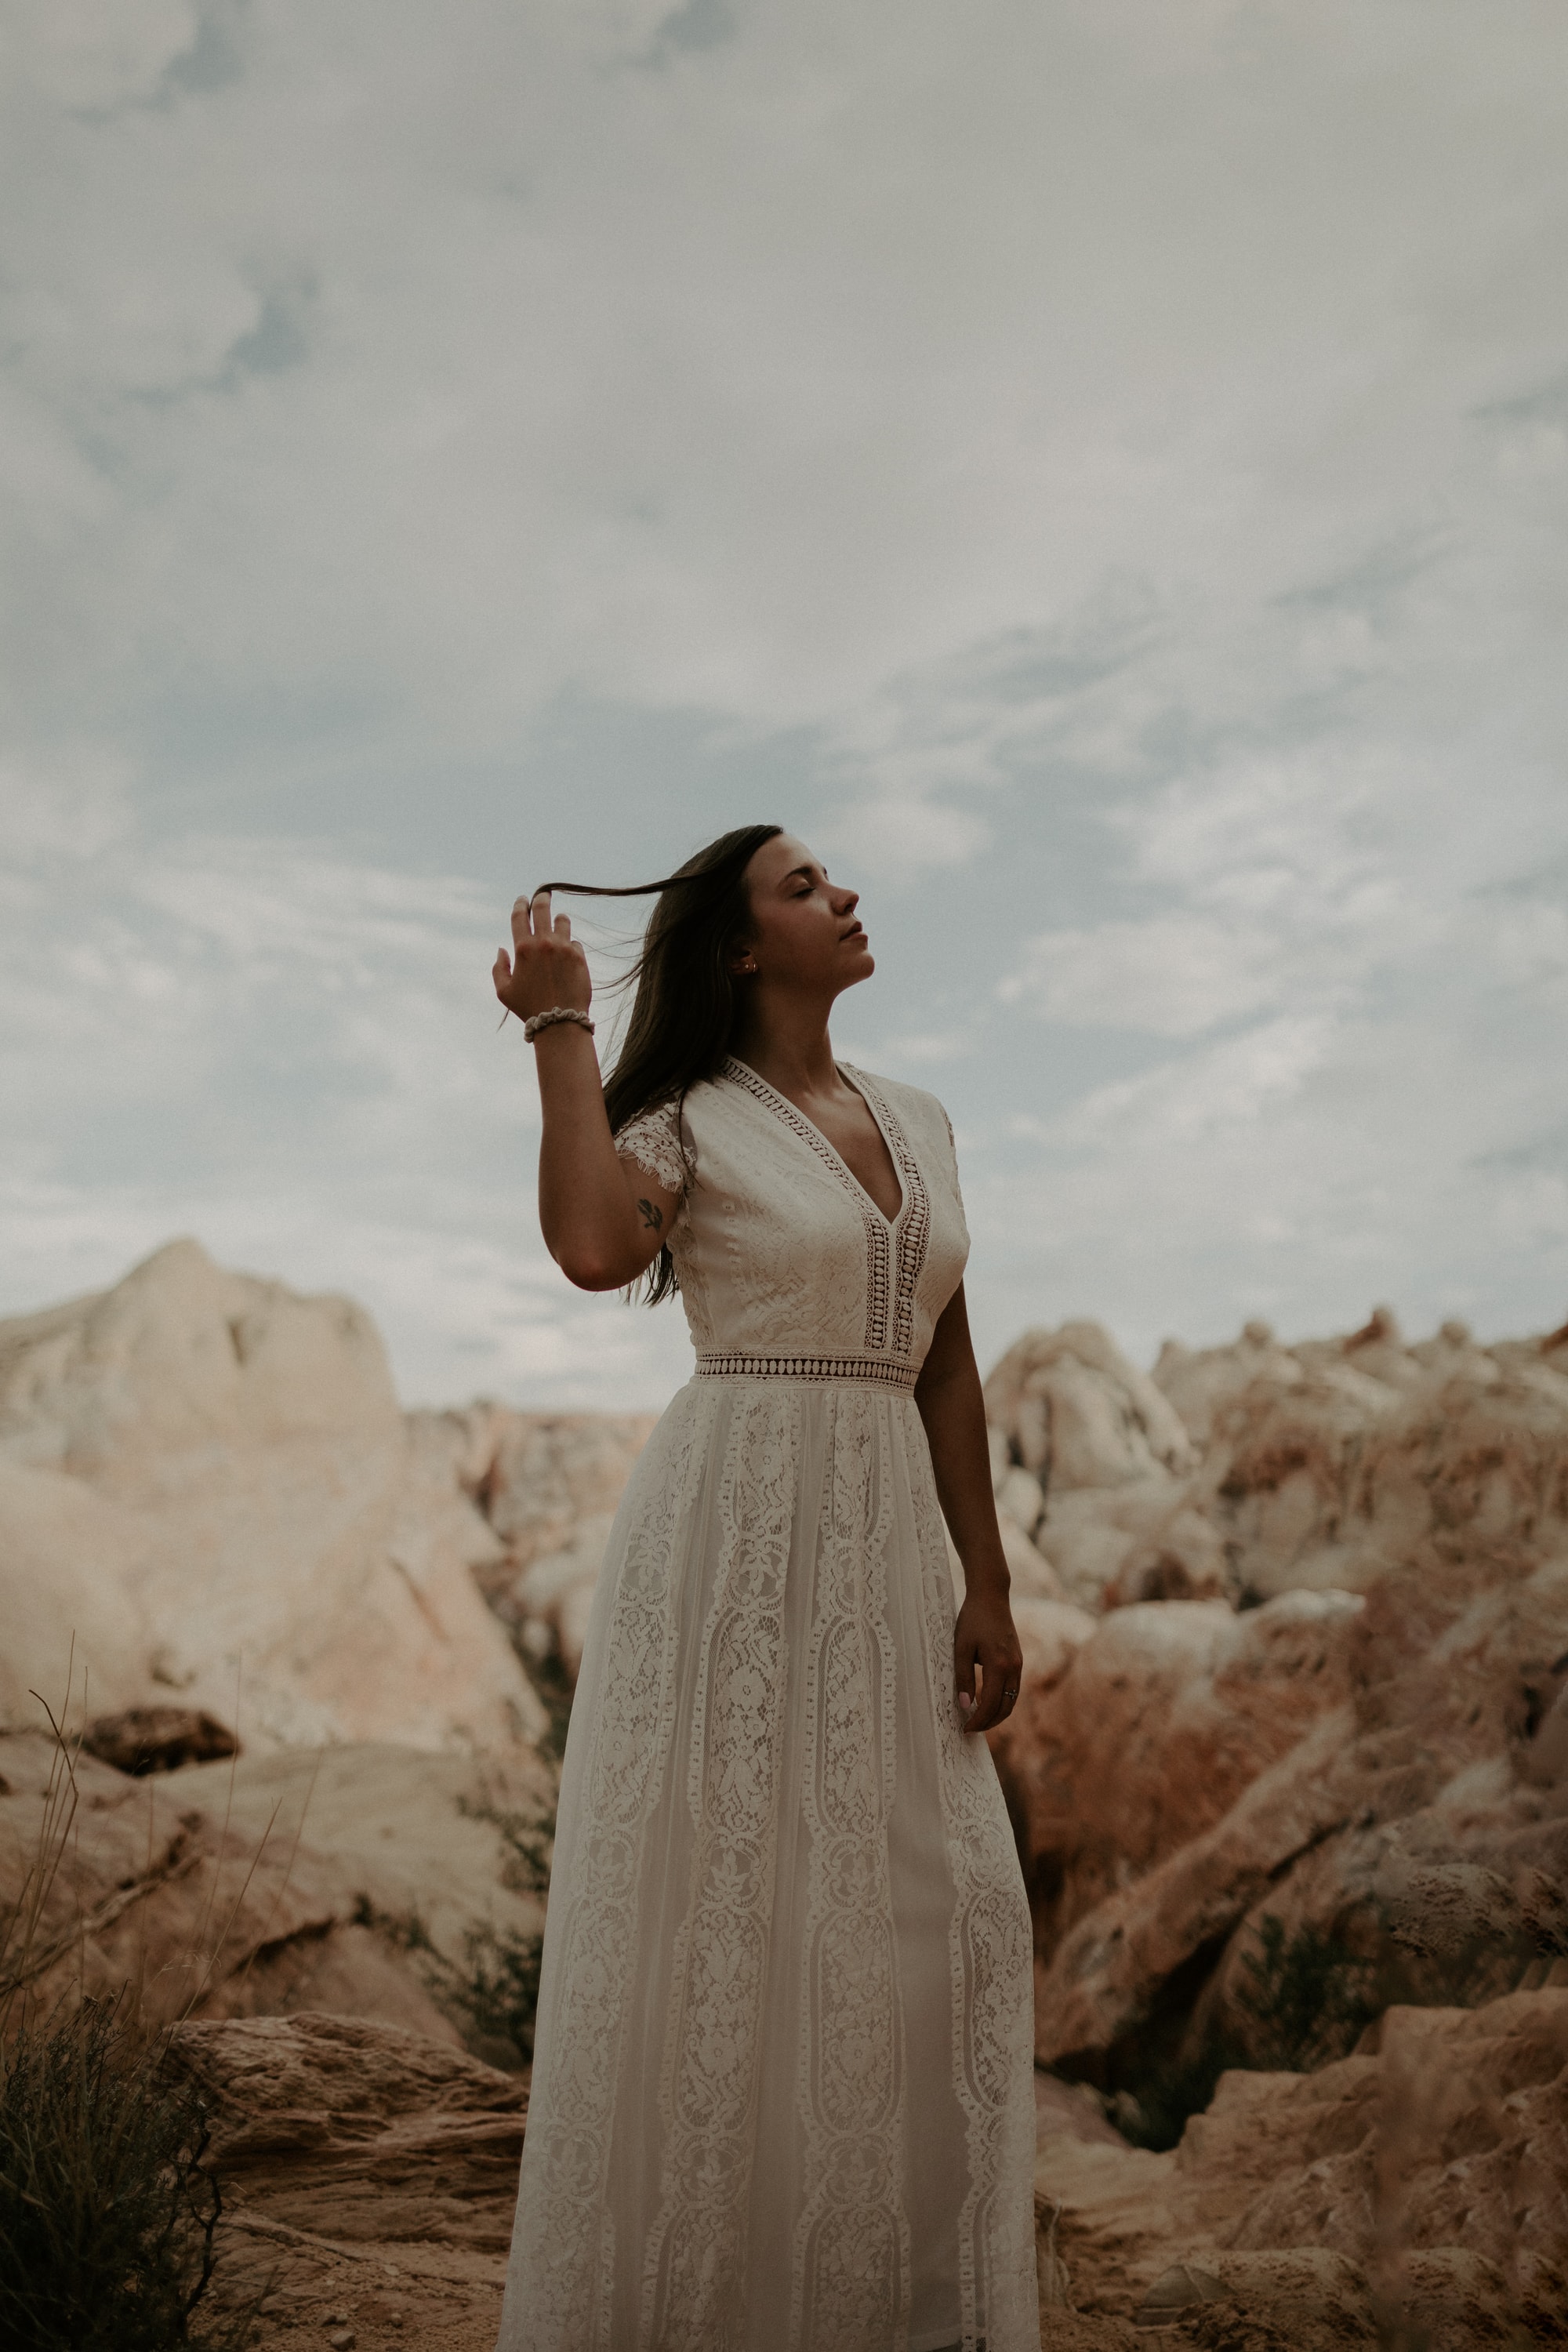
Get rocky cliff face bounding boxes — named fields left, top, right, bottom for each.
left=0, top=1240, right=545, bottom=1750
left=982, top=1305, right=1568, bottom=2155
left=4, top=1244, right=1566, bottom=2341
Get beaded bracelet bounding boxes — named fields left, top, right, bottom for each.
left=522, top=1006, right=596, bottom=1044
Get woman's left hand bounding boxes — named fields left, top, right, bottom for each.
left=953, top=1581, right=1024, bottom=1736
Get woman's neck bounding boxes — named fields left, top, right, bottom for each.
left=730, top=993, right=841, bottom=1100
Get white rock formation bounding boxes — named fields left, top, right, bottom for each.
left=0, top=1241, right=544, bottom=1750
left=982, top=1320, right=1205, bottom=1610
left=455, top=1411, right=655, bottom=1681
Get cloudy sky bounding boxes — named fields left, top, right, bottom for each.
left=3, top=0, right=1566, bottom=1408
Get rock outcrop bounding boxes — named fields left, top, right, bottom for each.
left=169, top=2013, right=524, bottom=2351
left=0, top=1728, right=554, bottom=2045
left=1034, top=1982, right=1568, bottom=2343
left=1168, top=1307, right=1568, bottom=1605
left=990, top=1589, right=1364, bottom=1965
left=0, top=1242, right=546, bottom=1750
left=980, top=1304, right=1568, bottom=2193
left=6, top=1241, right=1568, bottom=2343
left=452, top=1406, right=653, bottom=1680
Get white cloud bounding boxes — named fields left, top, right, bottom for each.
left=2, top=1, right=1566, bottom=1393
left=1000, top=916, right=1285, bottom=1037
left=0, top=815, right=694, bottom=1403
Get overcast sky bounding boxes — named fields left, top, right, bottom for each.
left=3, top=0, right=1566, bottom=1408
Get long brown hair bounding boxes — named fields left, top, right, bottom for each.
left=538, top=822, right=782, bottom=1302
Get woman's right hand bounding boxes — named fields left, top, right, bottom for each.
left=493, top=889, right=593, bottom=1025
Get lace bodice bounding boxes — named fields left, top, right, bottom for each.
left=615, top=1058, right=968, bottom=1374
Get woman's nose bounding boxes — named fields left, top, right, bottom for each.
left=834, top=885, right=859, bottom=914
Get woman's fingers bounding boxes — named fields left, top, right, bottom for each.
left=498, top=892, right=591, bottom=1015
left=954, top=1642, right=976, bottom=1723
left=964, top=1643, right=1022, bottom=1735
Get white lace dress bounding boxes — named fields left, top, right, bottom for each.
left=497, top=1058, right=1040, bottom=2352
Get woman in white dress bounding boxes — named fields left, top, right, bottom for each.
left=491, top=825, right=1039, bottom=2352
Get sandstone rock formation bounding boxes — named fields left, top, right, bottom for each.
left=983, top=1324, right=1212, bottom=1613
left=6, top=1240, right=1568, bottom=2343
left=982, top=1303, right=1568, bottom=2216
left=1171, top=1306, right=1568, bottom=1606
left=0, top=1726, right=554, bottom=2045
left=1034, top=1982, right=1568, bottom=2344
left=989, top=1588, right=1364, bottom=1965
left=0, top=1241, right=550, bottom=1749
left=990, top=1305, right=1568, bottom=1619
left=410, top=1404, right=655, bottom=1682
left=169, top=2013, right=525, bottom=2352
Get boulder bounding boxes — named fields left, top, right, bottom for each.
left=0, top=1243, right=545, bottom=1751
left=81, top=1704, right=239, bottom=1775
left=0, top=1236, right=399, bottom=1472
left=1192, top=1316, right=1568, bottom=1605
left=0, top=1458, right=154, bottom=1726
left=1030, top=1542, right=1568, bottom=2085
left=0, top=1730, right=554, bottom=2040
left=460, top=1410, right=654, bottom=1681
left=1038, top=1479, right=1226, bottom=1613
left=1036, top=1984, right=1568, bottom=2338
left=991, top=1591, right=1363, bottom=1971
left=169, top=2013, right=524, bottom=2350
left=985, top=1323, right=1197, bottom=1493
left=1151, top=1319, right=1306, bottom=1449
left=172, top=2010, right=526, bottom=2247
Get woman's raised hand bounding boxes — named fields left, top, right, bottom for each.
left=493, top=890, right=593, bottom=1025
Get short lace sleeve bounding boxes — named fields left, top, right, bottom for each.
left=614, top=1097, right=690, bottom=1200
left=935, top=1096, right=965, bottom=1207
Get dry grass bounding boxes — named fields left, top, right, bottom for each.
left=0, top=1661, right=284, bottom=2350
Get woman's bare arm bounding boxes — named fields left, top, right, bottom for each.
left=915, top=1281, right=1024, bottom=1735
left=493, top=890, right=679, bottom=1291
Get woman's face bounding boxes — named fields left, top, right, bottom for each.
left=737, top=832, right=873, bottom=998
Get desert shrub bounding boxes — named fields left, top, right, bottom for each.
left=0, top=1676, right=272, bottom=2350
left=457, top=1787, right=556, bottom=1899
left=450, top=1922, right=546, bottom=2063
left=352, top=1895, right=546, bottom=2069
left=1233, top=1912, right=1381, bottom=2070
left=441, top=1781, right=557, bottom=2060
left=517, top=1647, right=574, bottom=1762
left=0, top=1997, right=257, bottom=2352
left=1116, top=1913, right=1382, bottom=2152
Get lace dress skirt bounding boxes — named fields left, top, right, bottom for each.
left=496, top=1370, right=1040, bottom=2352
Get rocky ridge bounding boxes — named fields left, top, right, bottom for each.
left=4, top=1243, right=1568, bottom=2343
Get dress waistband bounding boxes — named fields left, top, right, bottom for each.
left=694, top=1351, right=920, bottom=1394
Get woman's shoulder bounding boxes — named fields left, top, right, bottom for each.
left=842, top=1065, right=956, bottom=1151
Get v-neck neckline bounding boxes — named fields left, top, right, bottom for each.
left=721, top=1056, right=907, bottom=1231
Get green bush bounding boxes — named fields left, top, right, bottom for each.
left=352, top=1883, right=547, bottom=2069
left=449, top=1922, right=547, bottom=2064
left=354, top=1820, right=553, bottom=2069
left=0, top=1998, right=258, bottom=2352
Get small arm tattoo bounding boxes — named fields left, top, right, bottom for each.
left=638, top=1197, right=663, bottom=1232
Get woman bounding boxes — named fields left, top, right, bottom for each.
left=492, top=824, right=1039, bottom=2352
